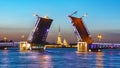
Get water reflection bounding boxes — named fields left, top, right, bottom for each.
left=3, top=50, right=8, bottom=55
left=76, top=52, right=104, bottom=68
left=96, top=52, right=104, bottom=68
left=0, top=48, right=120, bottom=68
left=1, top=50, right=9, bottom=68
left=40, top=55, right=53, bottom=68
left=109, top=52, right=114, bottom=67
left=76, top=52, right=92, bottom=68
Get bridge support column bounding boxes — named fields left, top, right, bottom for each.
left=20, top=41, right=31, bottom=51
left=77, top=42, right=88, bottom=52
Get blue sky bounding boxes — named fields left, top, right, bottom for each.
left=0, top=0, right=120, bottom=43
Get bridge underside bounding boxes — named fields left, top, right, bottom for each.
left=28, top=17, right=53, bottom=49
left=68, top=16, right=92, bottom=45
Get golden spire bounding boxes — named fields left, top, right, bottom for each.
left=57, top=25, right=62, bottom=45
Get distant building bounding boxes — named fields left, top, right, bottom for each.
left=63, top=38, right=70, bottom=47
left=57, top=25, right=62, bottom=45
left=56, top=25, right=70, bottom=47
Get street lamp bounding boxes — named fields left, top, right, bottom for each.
left=21, top=35, right=25, bottom=41
left=3, top=37, right=7, bottom=42
left=97, top=34, right=102, bottom=42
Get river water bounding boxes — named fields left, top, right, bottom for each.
left=0, top=48, right=120, bottom=68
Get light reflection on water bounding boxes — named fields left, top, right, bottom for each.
left=0, top=48, right=120, bottom=68
left=96, top=52, right=104, bottom=68
left=39, top=55, right=53, bottom=68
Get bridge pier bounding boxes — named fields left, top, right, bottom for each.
left=20, top=41, right=31, bottom=51
left=77, top=42, right=88, bottom=52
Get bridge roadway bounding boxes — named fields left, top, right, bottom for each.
left=90, top=43, right=120, bottom=49
left=0, top=42, right=120, bottom=50
left=0, top=42, right=19, bottom=49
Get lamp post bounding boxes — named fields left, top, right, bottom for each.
left=3, top=37, right=7, bottom=42
left=21, top=35, right=25, bottom=41
left=97, top=34, right=102, bottom=51
left=97, top=34, right=102, bottom=42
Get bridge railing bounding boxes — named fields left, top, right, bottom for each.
left=0, top=42, right=19, bottom=47
left=90, top=43, right=120, bottom=49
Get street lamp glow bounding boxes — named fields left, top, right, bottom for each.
left=21, top=35, right=25, bottom=41
left=44, top=15, right=49, bottom=19
left=3, top=37, right=7, bottom=41
left=97, top=34, right=102, bottom=41
left=3, top=37, right=7, bottom=42
left=21, top=35, right=25, bottom=39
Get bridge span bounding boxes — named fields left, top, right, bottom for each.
left=90, top=43, right=120, bottom=49
left=0, top=42, right=19, bottom=49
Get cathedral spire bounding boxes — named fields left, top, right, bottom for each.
left=57, top=25, right=62, bottom=45
left=59, top=24, right=60, bottom=33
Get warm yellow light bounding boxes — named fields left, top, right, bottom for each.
left=89, top=49, right=91, bottom=52
left=3, top=37, right=7, bottom=41
left=20, top=41, right=31, bottom=51
left=22, top=43, right=26, bottom=47
left=26, top=43, right=31, bottom=49
left=21, top=35, right=25, bottom=39
left=44, top=16, right=49, bottom=19
left=77, top=42, right=88, bottom=52
left=97, top=34, right=102, bottom=41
